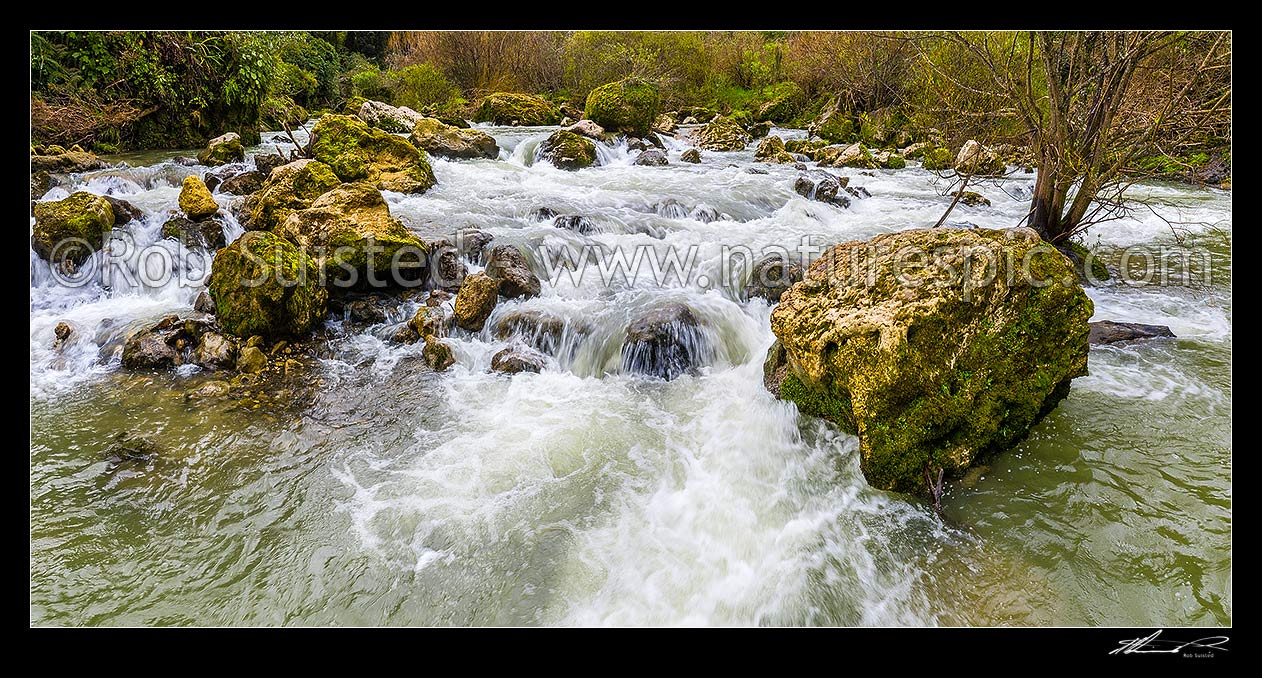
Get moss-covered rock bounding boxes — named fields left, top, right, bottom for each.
left=197, top=132, right=245, bottom=166
left=422, top=336, right=456, bottom=371
left=472, top=92, right=559, bottom=126
left=535, top=130, right=598, bottom=170
left=31, top=191, right=115, bottom=265
left=260, top=96, right=309, bottom=131
left=357, top=100, right=424, bottom=133
left=274, top=181, right=428, bottom=287
left=241, top=159, right=341, bottom=230
left=30, top=147, right=108, bottom=174
left=958, top=191, right=990, bottom=207
left=453, top=271, right=500, bottom=332
left=753, top=135, right=796, bottom=164
left=785, top=138, right=828, bottom=159
left=955, top=140, right=1007, bottom=177
left=680, top=148, right=701, bottom=163
left=873, top=150, right=906, bottom=170
left=310, top=114, right=437, bottom=194
left=179, top=175, right=219, bottom=219
left=819, top=143, right=878, bottom=169
left=921, top=145, right=954, bottom=171
left=767, top=227, right=1092, bottom=496
left=207, top=231, right=329, bottom=340
left=694, top=117, right=751, bottom=151
left=584, top=78, right=661, bottom=137
left=809, top=98, right=856, bottom=144
left=409, top=118, right=499, bottom=160
left=857, top=107, right=906, bottom=148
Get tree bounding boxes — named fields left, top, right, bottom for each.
left=919, top=31, right=1231, bottom=243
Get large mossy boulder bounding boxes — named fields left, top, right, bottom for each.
left=241, top=159, right=341, bottom=230
left=921, top=146, right=954, bottom=171
left=583, top=78, right=661, bottom=137
left=310, top=114, right=437, bottom=194
left=753, top=136, right=795, bottom=164
left=409, top=118, right=499, bottom=160
left=766, top=227, right=1093, bottom=496
left=472, top=93, right=559, bottom=126
left=535, top=130, right=598, bottom=170
left=274, top=182, right=428, bottom=287
left=31, top=191, right=115, bottom=266
left=197, top=132, right=245, bottom=166
left=694, top=117, right=751, bottom=151
left=207, top=231, right=329, bottom=340
left=809, top=98, right=856, bottom=144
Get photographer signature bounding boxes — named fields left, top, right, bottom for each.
left=1110, top=630, right=1230, bottom=656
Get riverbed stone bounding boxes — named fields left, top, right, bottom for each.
left=536, top=130, right=598, bottom=170
left=621, top=304, right=712, bottom=380
left=32, top=191, right=116, bottom=266
left=584, top=78, right=660, bottom=137
left=207, top=231, right=329, bottom=340
left=453, top=272, right=499, bottom=332
left=310, top=114, right=437, bottom=193
left=197, top=132, right=245, bottom=166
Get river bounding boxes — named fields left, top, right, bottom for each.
left=29, top=123, right=1232, bottom=626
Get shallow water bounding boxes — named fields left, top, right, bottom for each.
left=30, top=123, right=1231, bottom=626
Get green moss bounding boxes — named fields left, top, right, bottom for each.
left=243, top=159, right=341, bottom=230
left=769, top=227, right=1093, bottom=496
left=1062, top=241, right=1111, bottom=282
left=921, top=146, right=953, bottom=171
left=584, top=78, right=661, bottom=137
left=31, top=191, right=116, bottom=264
left=881, top=154, right=907, bottom=170
left=536, top=130, right=597, bottom=170
left=472, top=92, right=559, bottom=126
left=695, top=116, right=751, bottom=151
left=207, top=231, right=328, bottom=340
left=753, top=82, right=804, bottom=123
left=310, top=114, right=436, bottom=193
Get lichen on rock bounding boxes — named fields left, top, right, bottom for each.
left=766, top=226, right=1093, bottom=496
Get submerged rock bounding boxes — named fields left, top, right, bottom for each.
left=422, top=336, right=457, bottom=371
left=197, top=132, right=245, bottom=166
left=492, top=310, right=581, bottom=355
left=793, top=170, right=851, bottom=207
left=207, top=232, right=329, bottom=340
left=473, top=92, right=559, bottom=126
left=485, top=245, right=541, bottom=299
left=32, top=191, right=115, bottom=266
left=958, top=191, right=991, bottom=207
left=310, top=114, right=437, bottom=193
left=584, top=78, right=660, bottom=137
left=634, top=149, right=669, bottom=166
left=621, top=304, right=712, bottom=380
left=767, top=227, right=1093, bottom=496
left=409, top=118, right=499, bottom=160
left=1088, top=321, right=1176, bottom=345
left=103, top=196, right=143, bottom=225
left=453, top=272, right=500, bottom=332
left=694, top=117, right=751, bottom=151
left=536, top=130, right=598, bottom=170
left=241, top=159, right=341, bottom=231
left=161, top=214, right=227, bottom=249
left=745, top=253, right=804, bottom=303
left=554, top=215, right=597, bottom=234
left=491, top=344, right=548, bottom=374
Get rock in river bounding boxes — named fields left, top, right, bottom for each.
left=621, top=304, right=713, bottom=380
left=766, top=227, right=1093, bottom=496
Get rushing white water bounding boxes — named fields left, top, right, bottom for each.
left=29, top=123, right=1232, bottom=626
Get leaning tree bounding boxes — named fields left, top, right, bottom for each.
left=918, top=31, right=1231, bottom=243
